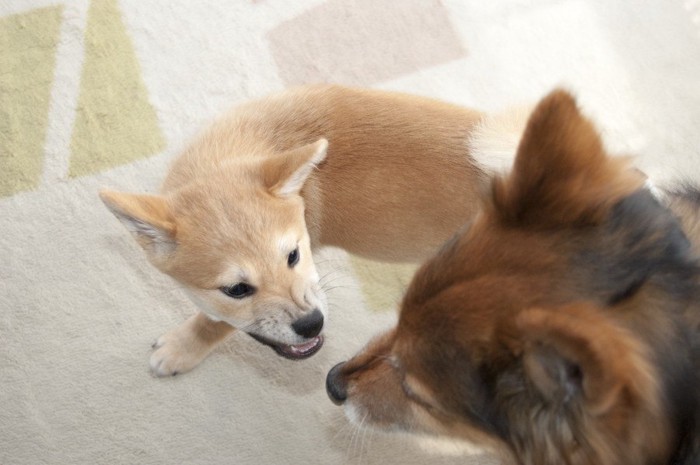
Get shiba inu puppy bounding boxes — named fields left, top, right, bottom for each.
left=326, top=90, right=700, bottom=465
left=100, top=85, right=514, bottom=376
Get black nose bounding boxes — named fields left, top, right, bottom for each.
left=292, top=309, right=324, bottom=338
left=326, top=362, right=348, bottom=405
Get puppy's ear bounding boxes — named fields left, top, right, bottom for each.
left=99, top=189, right=176, bottom=259
left=516, top=304, right=657, bottom=415
left=262, top=138, right=328, bottom=197
left=492, top=90, right=642, bottom=227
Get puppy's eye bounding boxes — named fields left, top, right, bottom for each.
left=220, top=283, right=255, bottom=299
left=287, top=247, right=300, bottom=268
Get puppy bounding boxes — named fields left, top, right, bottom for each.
left=326, top=90, right=700, bottom=465
left=100, top=85, right=520, bottom=376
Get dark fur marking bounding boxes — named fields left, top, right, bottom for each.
left=575, top=189, right=695, bottom=306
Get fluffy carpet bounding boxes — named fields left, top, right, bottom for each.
left=2, top=1, right=700, bottom=464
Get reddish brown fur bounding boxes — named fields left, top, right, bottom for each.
left=492, top=90, right=640, bottom=227
left=328, top=90, right=699, bottom=465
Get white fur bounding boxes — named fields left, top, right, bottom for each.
left=644, top=178, right=665, bottom=201
left=415, top=435, right=487, bottom=457
left=218, top=264, right=249, bottom=287
left=277, top=139, right=328, bottom=197
left=467, top=105, right=532, bottom=175
left=182, top=288, right=248, bottom=329
left=277, top=232, right=298, bottom=255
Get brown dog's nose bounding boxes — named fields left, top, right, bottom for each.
left=326, top=362, right=348, bottom=405
left=292, top=309, right=324, bottom=338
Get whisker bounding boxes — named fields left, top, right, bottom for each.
left=320, top=274, right=358, bottom=286
left=318, top=265, right=353, bottom=277
left=347, top=419, right=360, bottom=461
left=314, top=257, right=350, bottom=265
left=330, top=416, right=354, bottom=443
left=322, top=285, right=361, bottom=294
left=321, top=280, right=359, bottom=290
left=358, top=412, right=370, bottom=464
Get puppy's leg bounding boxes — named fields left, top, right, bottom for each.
left=150, top=312, right=235, bottom=376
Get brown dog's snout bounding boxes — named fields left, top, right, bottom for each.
left=326, top=362, right=348, bottom=405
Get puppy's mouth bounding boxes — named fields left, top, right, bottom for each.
left=248, top=333, right=324, bottom=360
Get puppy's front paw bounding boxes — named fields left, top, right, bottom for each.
left=148, top=312, right=235, bottom=377
left=149, top=332, right=208, bottom=377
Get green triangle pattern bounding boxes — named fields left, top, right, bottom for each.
left=0, top=6, right=63, bottom=198
left=69, top=0, right=165, bottom=177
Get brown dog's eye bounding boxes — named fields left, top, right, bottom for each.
left=401, top=377, right=440, bottom=414
left=287, top=247, right=300, bottom=268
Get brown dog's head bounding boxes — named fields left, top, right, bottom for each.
left=326, top=90, right=700, bottom=465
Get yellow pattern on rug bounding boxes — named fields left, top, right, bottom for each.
left=349, top=255, right=417, bottom=313
left=0, top=6, right=63, bottom=197
left=69, top=0, right=164, bottom=177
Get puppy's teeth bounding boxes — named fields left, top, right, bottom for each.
left=294, top=338, right=319, bottom=352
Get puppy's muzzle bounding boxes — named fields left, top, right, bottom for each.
left=326, top=361, right=348, bottom=405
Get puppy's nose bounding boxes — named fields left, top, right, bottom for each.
left=326, top=362, right=348, bottom=405
left=292, top=309, right=324, bottom=338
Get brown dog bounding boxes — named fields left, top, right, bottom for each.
left=326, top=90, right=700, bottom=465
left=99, top=85, right=527, bottom=376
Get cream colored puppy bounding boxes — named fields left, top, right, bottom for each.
left=100, top=85, right=523, bottom=376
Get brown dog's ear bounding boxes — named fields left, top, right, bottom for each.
left=516, top=304, right=657, bottom=415
left=262, top=138, right=328, bottom=197
left=99, top=189, right=176, bottom=259
left=492, top=90, right=641, bottom=227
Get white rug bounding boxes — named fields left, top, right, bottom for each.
left=2, top=1, right=700, bottom=464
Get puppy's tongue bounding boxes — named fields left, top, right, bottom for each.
left=277, top=335, right=324, bottom=359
